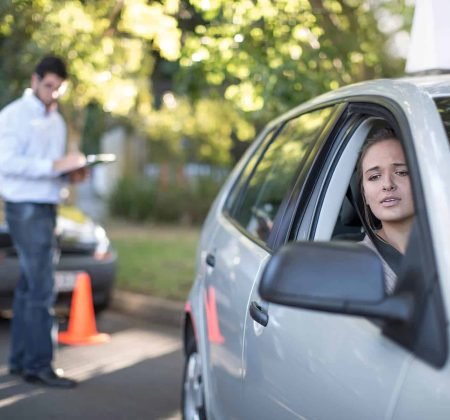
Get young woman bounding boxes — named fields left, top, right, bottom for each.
left=358, top=128, right=415, bottom=293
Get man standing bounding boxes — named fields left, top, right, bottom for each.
left=0, top=56, right=87, bottom=388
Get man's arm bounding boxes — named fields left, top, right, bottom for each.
left=53, top=153, right=87, bottom=174
left=0, top=103, right=86, bottom=178
left=0, top=107, right=54, bottom=178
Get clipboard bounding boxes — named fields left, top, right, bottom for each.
left=60, top=153, right=116, bottom=176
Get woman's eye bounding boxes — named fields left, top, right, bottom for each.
left=396, top=170, right=409, bottom=177
left=368, top=174, right=380, bottom=181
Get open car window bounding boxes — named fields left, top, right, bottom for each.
left=311, top=116, right=412, bottom=294
left=295, top=110, right=447, bottom=365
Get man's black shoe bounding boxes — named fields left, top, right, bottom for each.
left=24, top=370, right=77, bottom=388
left=8, top=367, right=23, bottom=376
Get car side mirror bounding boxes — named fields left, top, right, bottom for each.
left=259, top=241, right=413, bottom=322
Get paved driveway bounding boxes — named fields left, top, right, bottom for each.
left=0, top=311, right=182, bottom=419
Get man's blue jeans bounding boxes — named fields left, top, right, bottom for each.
left=5, top=202, right=57, bottom=374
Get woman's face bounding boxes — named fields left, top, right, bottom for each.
left=362, top=139, right=415, bottom=225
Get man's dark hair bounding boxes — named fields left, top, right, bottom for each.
left=34, top=55, right=68, bottom=80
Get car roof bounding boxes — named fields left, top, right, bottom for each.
left=389, top=74, right=450, bottom=96
left=327, top=73, right=450, bottom=98
left=270, top=74, right=450, bottom=128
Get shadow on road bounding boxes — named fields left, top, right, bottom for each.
left=0, top=312, right=183, bottom=420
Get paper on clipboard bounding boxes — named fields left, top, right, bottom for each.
left=60, top=153, right=116, bottom=176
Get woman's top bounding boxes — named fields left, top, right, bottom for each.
left=360, top=234, right=402, bottom=294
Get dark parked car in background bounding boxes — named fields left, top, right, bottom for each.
left=0, top=203, right=116, bottom=313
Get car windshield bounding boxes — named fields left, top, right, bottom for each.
left=434, top=97, right=450, bottom=145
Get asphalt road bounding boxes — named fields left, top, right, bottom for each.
left=0, top=311, right=183, bottom=420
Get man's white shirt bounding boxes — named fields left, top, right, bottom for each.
left=0, top=90, right=66, bottom=204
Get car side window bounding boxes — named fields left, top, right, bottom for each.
left=313, top=118, right=415, bottom=293
left=228, top=106, right=334, bottom=244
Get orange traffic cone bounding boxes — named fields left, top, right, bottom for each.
left=58, top=272, right=110, bottom=345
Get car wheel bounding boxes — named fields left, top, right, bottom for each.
left=182, top=333, right=206, bottom=420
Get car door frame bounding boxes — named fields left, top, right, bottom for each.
left=294, top=98, right=448, bottom=367
left=241, top=94, right=448, bottom=419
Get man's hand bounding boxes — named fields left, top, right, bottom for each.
left=53, top=152, right=86, bottom=174
left=68, top=167, right=89, bottom=184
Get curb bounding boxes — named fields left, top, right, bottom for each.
left=111, top=289, right=185, bottom=328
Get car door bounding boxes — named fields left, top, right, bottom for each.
left=383, top=94, right=450, bottom=420
left=242, top=102, right=448, bottom=419
left=203, top=105, right=338, bottom=419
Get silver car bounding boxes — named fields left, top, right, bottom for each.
left=182, top=75, right=450, bottom=419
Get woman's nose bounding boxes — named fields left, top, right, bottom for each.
left=382, top=175, right=397, bottom=191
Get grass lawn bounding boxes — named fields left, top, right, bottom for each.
left=106, top=221, right=201, bottom=301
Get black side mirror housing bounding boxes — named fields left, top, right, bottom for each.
left=259, top=241, right=413, bottom=321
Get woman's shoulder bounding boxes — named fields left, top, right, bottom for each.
left=359, top=234, right=397, bottom=294
left=359, top=234, right=376, bottom=251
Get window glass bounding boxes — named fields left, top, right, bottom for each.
left=231, top=106, right=334, bottom=243
left=225, top=129, right=277, bottom=215
left=434, top=97, right=450, bottom=145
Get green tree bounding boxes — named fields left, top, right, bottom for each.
left=177, top=0, right=413, bottom=128
left=0, top=0, right=414, bottom=166
left=0, top=0, right=182, bottom=148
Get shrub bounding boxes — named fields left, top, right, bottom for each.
left=108, top=176, right=223, bottom=224
left=185, top=178, right=222, bottom=224
left=108, top=177, right=155, bottom=222
left=153, top=186, right=191, bottom=223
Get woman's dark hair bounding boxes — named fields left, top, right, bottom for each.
left=34, top=55, right=67, bottom=80
left=357, top=127, right=400, bottom=231
left=357, top=127, right=398, bottom=182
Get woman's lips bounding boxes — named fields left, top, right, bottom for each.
left=380, top=196, right=401, bottom=207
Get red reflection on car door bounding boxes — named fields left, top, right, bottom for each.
left=204, top=286, right=225, bottom=344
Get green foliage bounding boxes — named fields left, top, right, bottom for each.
left=81, top=102, right=105, bottom=154
left=145, top=96, right=255, bottom=165
left=152, top=186, right=191, bottom=223
left=0, top=0, right=415, bottom=165
left=108, top=177, right=156, bottom=222
left=185, top=177, right=222, bottom=223
left=0, top=0, right=182, bottom=140
left=108, top=175, right=222, bottom=224
left=178, top=0, right=414, bottom=125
